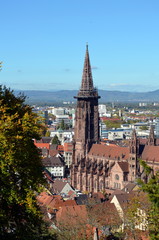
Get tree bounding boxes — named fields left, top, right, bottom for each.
left=45, top=130, right=50, bottom=137
left=138, top=160, right=159, bottom=240
left=122, top=191, right=150, bottom=240
left=57, top=119, right=70, bottom=130
left=139, top=126, right=148, bottom=131
left=86, top=199, right=122, bottom=239
left=0, top=86, right=56, bottom=239
left=52, top=134, right=61, bottom=145
left=104, top=120, right=121, bottom=129
left=60, top=119, right=65, bottom=130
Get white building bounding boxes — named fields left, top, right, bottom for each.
left=50, top=129, right=74, bottom=145
left=133, top=122, right=149, bottom=132
left=98, top=104, right=107, bottom=117
left=108, top=129, right=133, bottom=140
left=42, top=156, right=65, bottom=178
left=63, top=142, right=73, bottom=168
left=55, top=114, right=70, bottom=125
left=53, top=108, right=65, bottom=115
left=139, top=102, right=148, bottom=107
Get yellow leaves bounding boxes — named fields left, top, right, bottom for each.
left=0, top=87, right=48, bottom=237
left=25, top=191, right=40, bottom=215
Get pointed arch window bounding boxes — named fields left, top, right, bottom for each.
left=115, top=174, right=119, bottom=180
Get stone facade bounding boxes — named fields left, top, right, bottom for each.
left=71, top=46, right=159, bottom=193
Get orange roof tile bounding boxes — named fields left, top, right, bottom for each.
left=34, top=142, right=50, bottom=150
left=57, top=145, right=64, bottom=151
left=142, top=145, right=159, bottom=162
left=64, top=142, right=73, bottom=152
left=56, top=205, right=87, bottom=224
left=88, top=144, right=129, bottom=160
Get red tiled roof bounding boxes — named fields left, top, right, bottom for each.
left=37, top=192, right=62, bottom=208
left=88, top=144, right=129, bottom=160
left=100, top=117, right=121, bottom=121
left=142, top=145, right=159, bottom=162
left=56, top=205, right=87, bottom=224
left=57, top=145, right=64, bottom=151
left=34, top=141, right=50, bottom=150
left=92, top=192, right=105, bottom=200
left=118, top=161, right=129, bottom=172
left=62, top=200, right=77, bottom=206
left=68, top=190, right=76, bottom=197
left=64, top=142, right=73, bottom=152
left=37, top=192, right=76, bottom=210
left=49, top=149, right=58, bottom=157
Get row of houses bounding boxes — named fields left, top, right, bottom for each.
left=34, top=137, right=73, bottom=178
left=37, top=177, right=149, bottom=239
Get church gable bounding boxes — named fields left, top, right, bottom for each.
left=109, top=162, right=129, bottom=190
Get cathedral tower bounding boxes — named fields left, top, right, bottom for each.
left=73, top=45, right=100, bottom=160
left=71, top=45, right=100, bottom=188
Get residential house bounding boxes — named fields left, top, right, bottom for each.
left=110, top=191, right=148, bottom=231
left=52, top=179, right=75, bottom=196
left=42, top=156, right=65, bottom=178
left=63, top=142, right=73, bottom=167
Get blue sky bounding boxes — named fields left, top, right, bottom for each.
left=1, top=0, right=159, bottom=92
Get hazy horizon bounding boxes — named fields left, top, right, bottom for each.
left=1, top=1, right=159, bottom=92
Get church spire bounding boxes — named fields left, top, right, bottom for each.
left=77, top=44, right=99, bottom=98
left=129, top=129, right=137, bottom=154
left=80, top=44, right=93, bottom=91
left=148, top=125, right=155, bottom=146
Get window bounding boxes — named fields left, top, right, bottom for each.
left=115, top=174, right=119, bottom=180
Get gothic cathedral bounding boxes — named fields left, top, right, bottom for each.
left=71, top=45, right=159, bottom=193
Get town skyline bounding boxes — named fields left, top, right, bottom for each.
left=1, top=0, right=159, bottom=92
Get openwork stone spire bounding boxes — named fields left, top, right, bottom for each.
left=77, top=44, right=99, bottom=98
left=148, top=125, right=155, bottom=146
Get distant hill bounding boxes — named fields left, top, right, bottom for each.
left=14, top=89, right=159, bottom=105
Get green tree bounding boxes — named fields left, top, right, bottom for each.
left=52, top=134, right=61, bottom=145
left=138, top=160, right=159, bottom=240
left=58, top=119, right=66, bottom=130
left=122, top=191, right=150, bottom=240
left=104, top=120, right=121, bottom=129
left=140, top=126, right=148, bottom=131
left=0, top=86, right=56, bottom=239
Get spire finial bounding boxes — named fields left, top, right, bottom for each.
left=86, top=42, right=88, bottom=51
